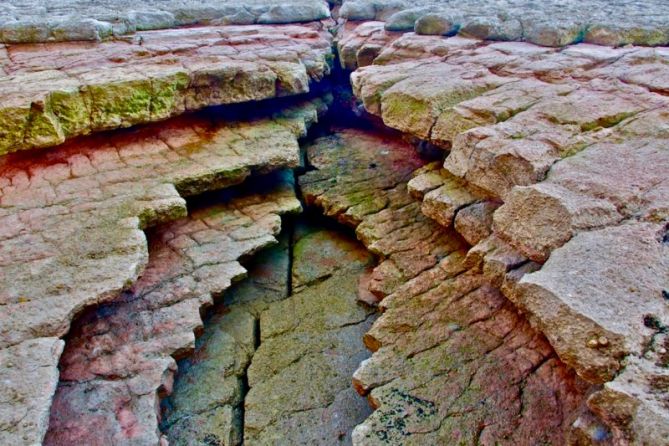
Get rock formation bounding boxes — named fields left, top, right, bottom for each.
left=0, top=1, right=667, bottom=445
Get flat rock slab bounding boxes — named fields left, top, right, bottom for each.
left=339, top=0, right=669, bottom=47
left=245, top=223, right=376, bottom=445
left=0, top=97, right=325, bottom=445
left=45, top=170, right=301, bottom=446
left=300, top=127, right=464, bottom=299
left=162, top=233, right=291, bottom=446
left=0, top=23, right=332, bottom=155
left=0, top=0, right=330, bottom=43
left=298, top=128, right=600, bottom=444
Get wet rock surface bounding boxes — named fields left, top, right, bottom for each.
left=0, top=0, right=330, bottom=43
left=339, top=0, right=669, bottom=47
left=0, top=23, right=332, bottom=155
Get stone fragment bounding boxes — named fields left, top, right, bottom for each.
left=420, top=170, right=481, bottom=228
left=494, top=135, right=669, bottom=261
left=453, top=200, right=500, bottom=246
left=508, top=223, right=669, bottom=384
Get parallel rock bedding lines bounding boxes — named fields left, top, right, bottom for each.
left=0, top=23, right=333, bottom=155
left=298, top=127, right=598, bottom=445
left=341, top=22, right=669, bottom=444
left=45, top=170, right=302, bottom=446
left=1, top=3, right=669, bottom=445
left=0, top=96, right=327, bottom=445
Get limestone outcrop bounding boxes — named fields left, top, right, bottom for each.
left=0, top=23, right=332, bottom=155
left=0, top=96, right=327, bottom=445
left=45, top=170, right=301, bottom=446
left=341, top=22, right=669, bottom=444
left=1, top=4, right=668, bottom=445
left=0, top=0, right=330, bottom=43
left=299, top=127, right=601, bottom=444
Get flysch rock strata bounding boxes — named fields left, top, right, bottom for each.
left=299, top=127, right=602, bottom=445
left=0, top=0, right=331, bottom=43
left=45, top=170, right=301, bottom=446
left=244, top=221, right=376, bottom=445
left=0, top=23, right=332, bottom=155
left=338, top=0, right=669, bottom=47
left=0, top=97, right=327, bottom=446
left=161, top=230, right=293, bottom=446
left=343, top=24, right=669, bottom=444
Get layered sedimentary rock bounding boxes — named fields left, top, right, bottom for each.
left=342, top=23, right=669, bottom=444
left=339, top=0, right=669, bottom=47
left=161, top=229, right=292, bottom=446
left=0, top=96, right=326, bottom=445
left=244, top=222, right=376, bottom=444
left=45, top=170, right=301, bottom=446
left=0, top=23, right=332, bottom=154
left=0, top=0, right=330, bottom=43
left=299, top=127, right=599, bottom=444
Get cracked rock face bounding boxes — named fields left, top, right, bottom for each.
left=339, top=0, right=669, bottom=47
left=0, top=0, right=331, bottom=43
left=244, top=222, right=376, bottom=445
left=45, top=170, right=301, bottom=446
left=299, top=127, right=600, bottom=444
left=0, top=23, right=332, bottom=155
left=161, top=231, right=292, bottom=446
left=0, top=96, right=325, bottom=445
left=343, top=23, right=669, bottom=444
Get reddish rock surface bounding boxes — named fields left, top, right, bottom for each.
left=0, top=97, right=326, bottom=445
left=45, top=171, right=301, bottom=446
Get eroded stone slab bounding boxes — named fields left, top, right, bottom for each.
left=349, top=31, right=669, bottom=201
left=244, top=222, right=376, bottom=445
left=339, top=0, right=669, bottom=47
left=0, top=97, right=326, bottom=446
left=298, top=127, right=602, bottom=444
left=0, top=23, right=332, bottom=154
left=0, top=0, right=330, bottom=43
left=45, top=170, right=301, bottom=446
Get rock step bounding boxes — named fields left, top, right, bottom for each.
left=344, top=23, right=669, bottom=444
left=0, top=96, right=326, bottom=445
left=44, top=170, right=301, bottom=446
left=0, top=23, right=333, bottom=155
left=298, top=127, right=602, bottom=444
